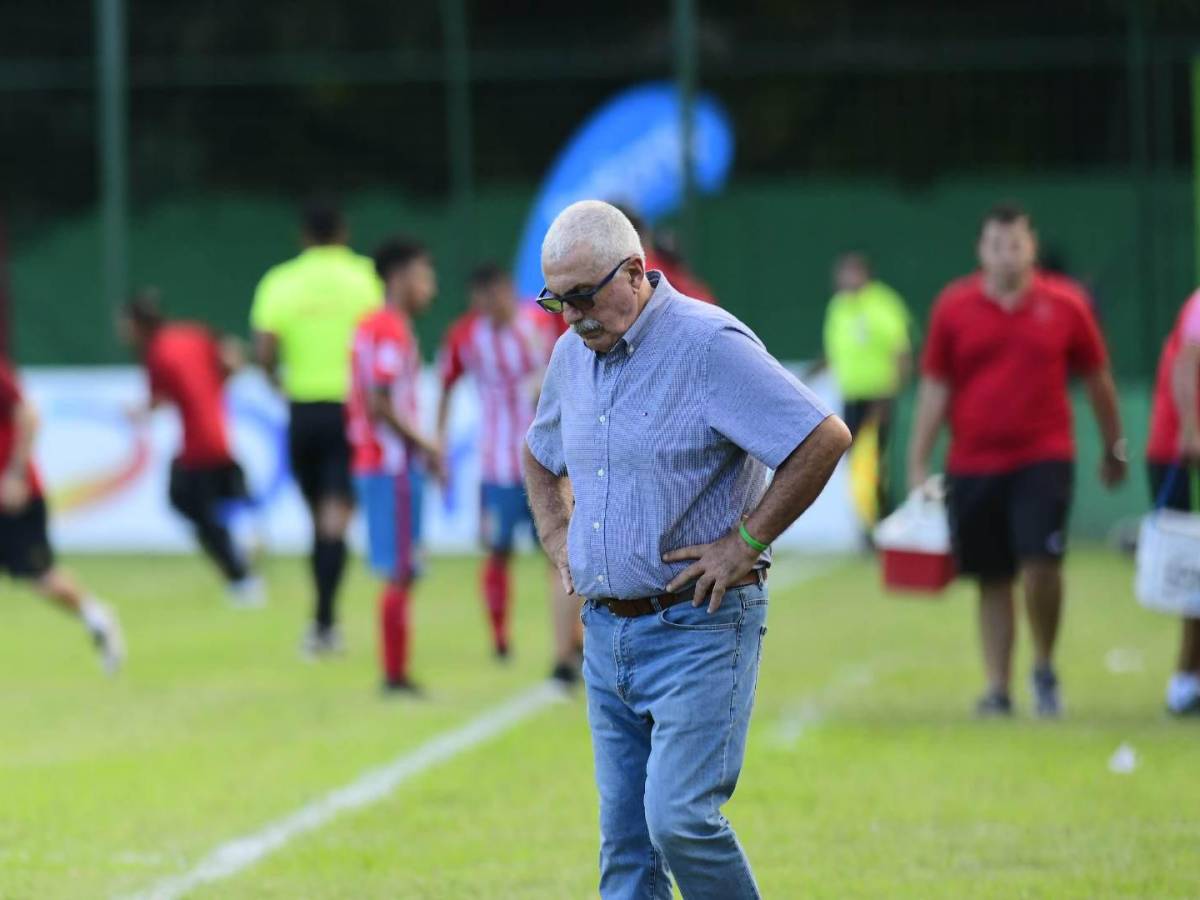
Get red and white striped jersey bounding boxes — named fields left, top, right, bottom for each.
left=439, top=307, right=553, bottom=486
left=348, top=307, right=421, bottom=476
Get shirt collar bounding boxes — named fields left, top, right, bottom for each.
left=611, top=270, right=670, bottom=356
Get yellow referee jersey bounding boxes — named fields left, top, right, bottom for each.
left=250, top=245, right=382, bottom=402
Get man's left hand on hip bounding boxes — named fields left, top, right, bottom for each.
left=663, top=530, right=762, bottom=614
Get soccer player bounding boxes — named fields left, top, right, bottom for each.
left=908, top=203, right=1126, bottom=717
left=436, top=263, right=581, bottom=680
left=251, top=196, right=381, bottom=655
left=347, top=238, right=443, bottom=694
left=119, top=290, right=263, bottom=606
left=615, top=204, right=718, bottom=305
left=1146, top=288, right=1200, bottom=715
left=1, top=357, right=124, bottom=672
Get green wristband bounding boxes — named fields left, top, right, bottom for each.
left=739, top=522, right=769, bottom=553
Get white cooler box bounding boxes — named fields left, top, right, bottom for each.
left=873, top=482, right=956, bottom=595
left=1136, top=509, right=1200, bottom=617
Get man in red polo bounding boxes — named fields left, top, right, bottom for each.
left=908, top=203, right=1126, bottom=717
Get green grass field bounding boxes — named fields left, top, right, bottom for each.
left=1, top=547, right=1196, bottom=899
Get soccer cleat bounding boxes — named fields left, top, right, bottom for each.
left=550, top=661, right=580, bottom=688
left=227, top=575, right=267, bottom=609
left=974, top=690, right=1013, bottom=718
left=89, top=604, right=126, bottom=675
left=1031, top=666, right=1061, bottom=719
left=381, top=677, right=425, bottom=698
left=494, top=641, right=511, bottom=664
left=1167, top=694, right=1200, bottom=717
left=300, top=624, right=345, bottom=660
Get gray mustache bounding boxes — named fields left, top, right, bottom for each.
left=573, top=319, right=603, bottom=336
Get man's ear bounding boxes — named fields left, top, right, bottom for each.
left=628, top=257, right=646, bottom=288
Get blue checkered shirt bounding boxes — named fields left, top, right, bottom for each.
left=525, top=272, right=831, bottom=599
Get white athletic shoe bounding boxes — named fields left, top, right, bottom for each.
left=227, top=575, right=267, bottom=609
left=300, top=624, right=345, bottom=660
left=89, top=603, right=126, bottom=675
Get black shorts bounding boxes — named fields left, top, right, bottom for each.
left=947, top=461, right=1073, bottom=580
left=842, top=397, right=894, bottom=440
left=168, top=460, right=249, bottom=513
left=1147, top=462, right=1199, bottom=513
left=0, top=496, right=54, bottom=579
left=288, top=402, right=353, bottom=509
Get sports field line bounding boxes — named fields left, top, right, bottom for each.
left=119, top=556, right=841, bottom=900
left=119, top=680, right=567, bottom=900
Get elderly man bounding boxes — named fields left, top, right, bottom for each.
left=524, top=201, right=850, bottom=899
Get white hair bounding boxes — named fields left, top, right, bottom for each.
left=541, top=200, right=644, bottom=273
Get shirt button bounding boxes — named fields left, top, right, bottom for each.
left=598, top=575, right=605, bottom=583
left=597, top=468, right=605, bottom=477
left=599, top=415, right=606, bottom=423
left=593, top=521, right=600, bottom=529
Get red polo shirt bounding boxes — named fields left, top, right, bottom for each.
left=922, top=271, right=1108, bottom=475
left=1147, top=289, right=1200, bottom=464
left=144, top=323, right=233, bottom=468
left=0, top=360, right=43, bottom=498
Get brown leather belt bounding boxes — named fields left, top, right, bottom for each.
left=595, top=570, right=765, bottom=619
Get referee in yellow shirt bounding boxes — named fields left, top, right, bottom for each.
left=251, top=197, right=381, bottom=655
left=821, top=252, right=912, bottom=515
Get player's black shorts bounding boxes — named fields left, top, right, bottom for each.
left=1148, top=462, right=1198, bottom=513
left=0, top=496, right=55, bottom=580
left=947, top=460, right=1073, bottom=580
left=287, top=401, right=353, bottom=509
left=168, top=459, right=249, bottom=516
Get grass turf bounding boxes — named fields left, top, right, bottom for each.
left=0, top=548, right=1195, bottom=898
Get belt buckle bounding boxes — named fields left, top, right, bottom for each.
left=604, top=599, right=618, bottom=613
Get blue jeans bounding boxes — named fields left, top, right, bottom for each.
left=581, top=582, right=768, bottom=899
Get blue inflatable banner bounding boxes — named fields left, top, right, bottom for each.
left=513, top=81, right=735, bottom=299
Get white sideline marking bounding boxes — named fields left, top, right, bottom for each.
left=1105, top=647, right=1144, bottom=675
left=771, top=663, right=877, bottom=747
left=121, top=681, right=566, bottom=900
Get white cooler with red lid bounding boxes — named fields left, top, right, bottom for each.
left=873, top=480, right=956, bottom=595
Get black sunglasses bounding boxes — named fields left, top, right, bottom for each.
left=536, top=257, right=633, bottom=314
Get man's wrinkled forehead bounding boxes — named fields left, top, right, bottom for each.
left=542, top=245, right=609, bottom=295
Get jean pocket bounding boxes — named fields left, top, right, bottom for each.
left=658, top=598, right=744, bottom=631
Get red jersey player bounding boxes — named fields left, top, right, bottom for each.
left=347, top=237, right=443, bottom=695
left=436, top=263, right=581, bottom=682
left=119, top=291, right=264, bottom=606
left=0, top=356, right=124, bottom=673
left=1146, top=288, right=1200, bottom=715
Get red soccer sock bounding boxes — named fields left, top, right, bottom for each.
left=378, top=582, right=410, bottom=682
left=482, top=553, right=510, bottom=652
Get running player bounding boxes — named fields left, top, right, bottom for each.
left=1, top=356, right=124, bottom=672
left=251, top=196, right=381, bottom=655
left=347, top=237, right=444, bottom=694
left=436, top=263, right=581, bottom=682
left=119, top=290, right=264, bottom=606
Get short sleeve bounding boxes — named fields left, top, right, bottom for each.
left=821, top=298, right=837, bottom=358
left=705, top=326, right=831, bottom=469
left=250, top=271, right=281, bottom=334
left=439, top=324, right=467, bottom=390
left=1181, top=293, right=1200, bottom=344
left=882, top=287, right=912, bottom=352
left=0, top=363, right=21, bottom=414
left=921, top=294, right=954, bottom=380
left=1066, top=299, right=1107, bottom=374
left=525, top=344, right=566, bottom=476
left=372, top=333, right=404, bottom=386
